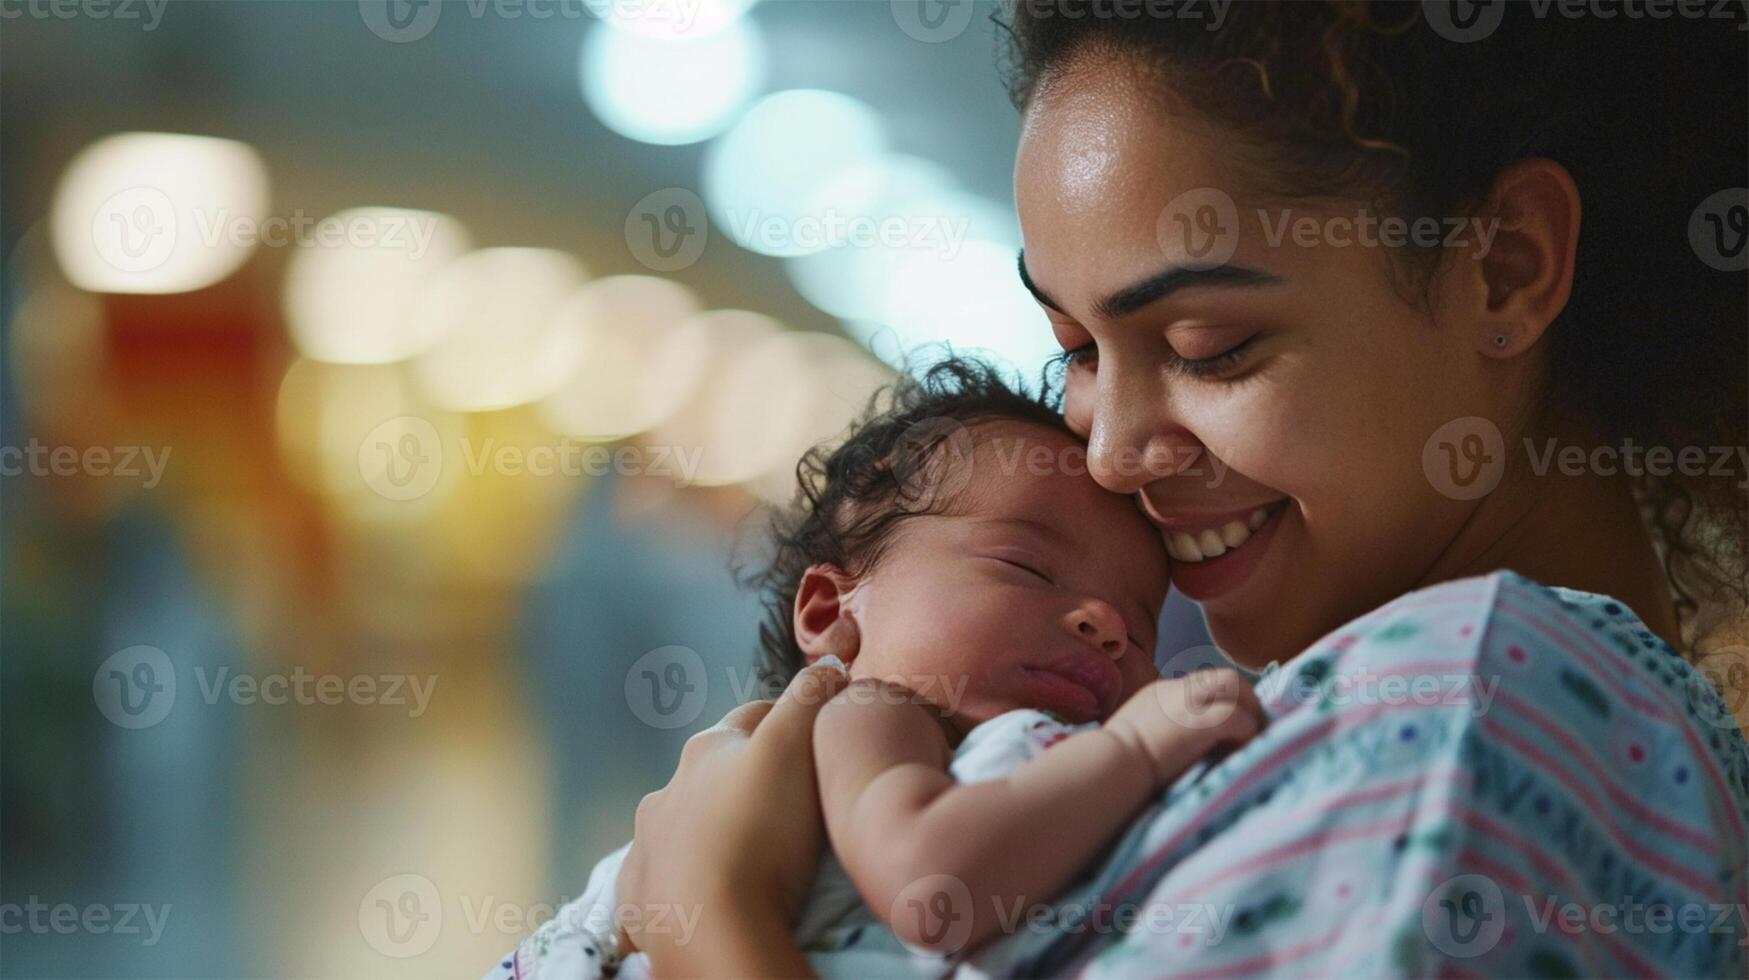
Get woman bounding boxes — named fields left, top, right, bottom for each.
left=614, top=3, right=1747, bottom=975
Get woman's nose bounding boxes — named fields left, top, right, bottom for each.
left=1065, top=598, right=1127, bottom=659
left=1086, top=366, right=1204, bottom=495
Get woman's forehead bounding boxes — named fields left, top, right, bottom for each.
left=1016, top=100, right=1240, bottom=304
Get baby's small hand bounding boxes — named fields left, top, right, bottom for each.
left=1103, top=669, right=1266, bottom=786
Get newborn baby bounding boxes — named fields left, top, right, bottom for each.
left=492, top=358, right=1264, bottom=979
left=777, top=361, right=1265, bottom=969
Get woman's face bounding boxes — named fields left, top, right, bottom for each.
left=1013, top=57, right=1506, bottom=667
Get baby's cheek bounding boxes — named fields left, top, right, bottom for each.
left=1115, top=648, right=1161, bottom=703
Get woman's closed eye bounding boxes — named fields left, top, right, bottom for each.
left=1058, top=334, right=1259, bottom=380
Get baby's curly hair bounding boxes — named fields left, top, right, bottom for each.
left=740, top=354, right=1074, bottom=691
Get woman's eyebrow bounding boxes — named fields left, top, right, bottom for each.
left=1017, top=250, right=1284, bottom=321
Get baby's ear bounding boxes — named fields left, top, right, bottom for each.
left=794, top=563, right=862, bottom=666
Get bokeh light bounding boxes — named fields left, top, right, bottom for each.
left=745, top=331, right=895, bottom=503
left=878, top=237, right=1059, bottom=377
left=409, top=248, right=588, bottom=413
left=580, top=18, right=764, bottom=146
left=782, top=154, right=959, bottom=321
left=702, top=90, right=886, bottom=257
left=282, top=208, right=474, bottom=365
left=783, top=158, right=1047, bottom=376
left=275, top=358, right=456, bottom=512
left=538, top=275, right=709, bottom=440
left=49, top=131, right=270, bottom=294
left=6, top=280, right=110, bottom=431
left=648, top=309, right=783, bottom=483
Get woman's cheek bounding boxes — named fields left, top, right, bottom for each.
left=1179, top=379, right=1306, bottom=493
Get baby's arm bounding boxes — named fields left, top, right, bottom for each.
left=815, top=674, right=1258, bottom=954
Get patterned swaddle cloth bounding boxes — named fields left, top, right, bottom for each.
left=491, top=571, right=1749, bottom=978
left=489, top=706, right=1094, bottom=979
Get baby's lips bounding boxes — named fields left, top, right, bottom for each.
left=1032, top=651, right=1124, bottom=718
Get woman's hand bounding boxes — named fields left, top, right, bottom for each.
left=616, top=659, right=851, bottom=978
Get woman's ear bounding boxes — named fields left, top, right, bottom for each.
left=1467, top=157, right=1582, bottom=357
left=793, top=563, right=863, bottom=666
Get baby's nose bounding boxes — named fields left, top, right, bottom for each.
left=1066, top=600, right=1126, bottom=658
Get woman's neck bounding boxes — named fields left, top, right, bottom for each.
left=1417, top=416, right=1683, bottom=647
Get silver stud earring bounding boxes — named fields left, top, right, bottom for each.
left=1492, top=334, right=1508, bottom=349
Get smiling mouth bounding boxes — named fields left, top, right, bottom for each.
left=1155, top=500, right=1290, bottom=563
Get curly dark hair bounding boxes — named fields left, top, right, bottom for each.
left=993, top=0, right=1748, bottom=647
left=740, top=354, right=1074, bottom=691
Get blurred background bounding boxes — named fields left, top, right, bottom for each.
left=0, top=1, right=1211, bottom=975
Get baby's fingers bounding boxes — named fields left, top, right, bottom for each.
left=1155, top=668, right=1261, bottom=732
left=751, top=656, right=852, bottom=761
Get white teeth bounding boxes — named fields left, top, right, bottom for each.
left=1167, top=504, right=1281, bottom=564
left=1169, top=532, right=1203, bottom=562
left=1196, top=529, right=1227, bottom=558
left=1219, top=520, right=1250, bottom=548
